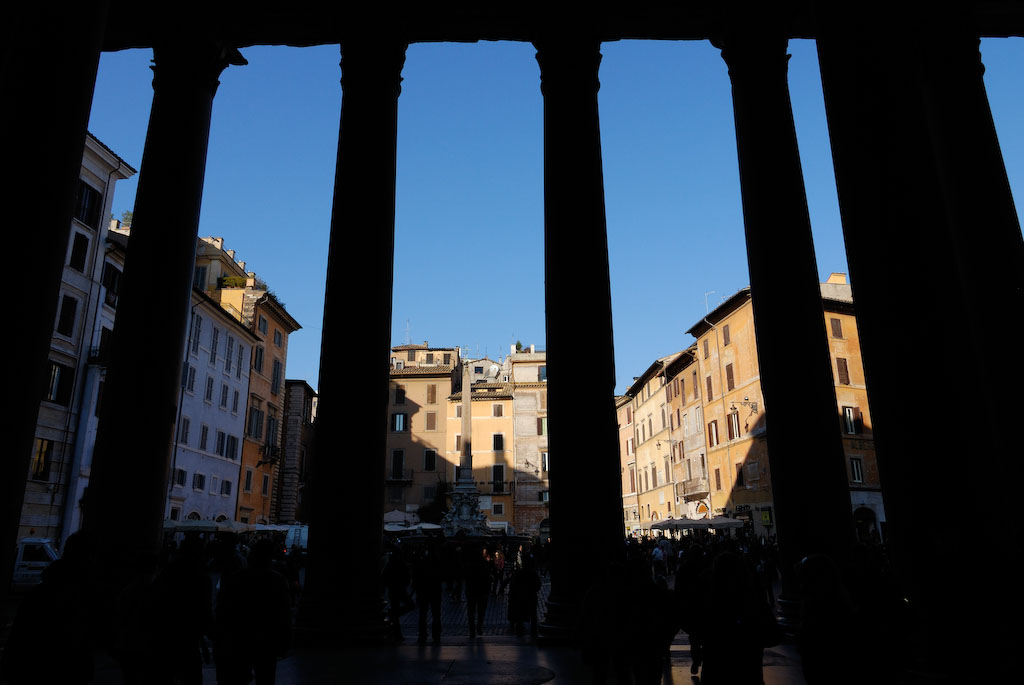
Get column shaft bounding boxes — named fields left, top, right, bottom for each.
left=85, top=41, right=244, bottom=572
left=816, top=5, right=1022, bottom=677
left=300, top=38, right=406, bottom=640
left=0, top=1, right=108, bottom=608
left=534, top=39, right=624, bottom=637
left=717, top=32, right=854, bottom=599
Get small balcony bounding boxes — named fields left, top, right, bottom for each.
left=386, top=468, right=414, bottom=484
left=680, top=477, right=710, bottom=498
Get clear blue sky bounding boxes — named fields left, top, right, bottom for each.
left=88, top=38, right=1023, bottom=396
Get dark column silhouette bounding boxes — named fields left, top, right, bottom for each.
left=534, top=37, right=625, bottom=639
left=298, top=38, right=407, bottom=640
left=0, top=1, right=108, bottom=609
left=816, top=5, right=1023, bottom=679
left=84, top=40, right=246, bottom=575
left=715, top=28, right=854, bottom=617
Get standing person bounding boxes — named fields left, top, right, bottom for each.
left=215, top=538, right=291, bottom=684
left=509, top=552, right=542, bottom=637
left=413, top=542, right=443, bottom=644
left=492, top=548, right=506, bottom=596
left=466, top=545, right=492, bottom=638
left=153, top=536, right=213, bottom=685
left=1, top=532, right=100, bottom=685
left=382, top=545, right=413, bottom=641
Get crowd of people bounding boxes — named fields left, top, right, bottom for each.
left=1, top=531, right=299, bottom=685
left=381, top=534, right=549, bottom=644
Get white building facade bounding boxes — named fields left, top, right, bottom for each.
left=166, top=290, right=258, bottom=522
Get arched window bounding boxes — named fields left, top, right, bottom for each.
left=186, top=511, right=201, bottom=521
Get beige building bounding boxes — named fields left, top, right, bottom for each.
left=626, top=351, right=685, bottom=532
left=616, top=395, right=640, bottom=535
left=446, top=367, right=516, bottom=533
left=386, top=343, right=459, bottom=516
left=505, top=344, right=549, bottom=536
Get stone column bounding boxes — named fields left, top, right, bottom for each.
left=1, top=1, right=108, bottom=607
left=299, top=38, right=406, bottom=641
left=715, top=31, right=854, bottom=613
left=816, top=6, right=1022, bottom=678
left=84, top=40, right=246, bottom=575
left=534, top=38, right=625, bottom=639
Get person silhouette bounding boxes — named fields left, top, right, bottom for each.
left=413, top=541, right=443, bottom=644
left=215, top=538, right=292, bottom=684
left=153, top=536, right=213, bottom=685
left=1, top=531, right=99, bottom=685
left=465, top=545, right=492, bottom=638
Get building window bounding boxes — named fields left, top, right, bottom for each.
left=45, top=362, right=74, bottom=406
left=425, top=412, right=437, bottom=431
left=56, top=295, right=77, bottom=337
left=236, top=345, right=244, bottom=379
left=424, top=449, right=437, bottom=471
left=537, top=417, right=548, bottom=436
left=193, top=473, right=206, bottom=491
left=474, top=366, right=484, bottom=374
left=273, top=329, right=282, bottom=347
left=625, top=406, right=632, bottom=425
left=843, top=406, right=863, bottom=435
left=193, top=265, right=208, bottom=290
left=427, top=384, right=437, bottom=404
left=408, top=350, right=417, bottom=362
left=232, top=390, right=240, bottom=413
left=493, top=434, right=504, bottom=451
left=728, top=411, right=740, bottom=440
left=629, top=467, right=636, bottom=493
left=455, top=435, right=461, bottom=451
left=706, top=376, right=713, bottom=400
left=210, top=327, right=219, bottom=364
left=191, top=315, right=203, bottom=354
left=542, top=451, right=549, bottom=472
left=540, top=491, right=550, bottom=502
left=539, top=366, right=547, bottom=381
left=258, top=315, right=268, bottom=335
left=261, top=474, right=270, bottom=496
left=102, top=262, right=122, bottom=308
left=391, top=413, right=408, bottom=432
left=493, top=503, right=504, bottom=515
left=831, top=317, right=844, bottom=339
left=205, top=376, right=214, bottom=403
left=707, top=420, right=719, bottom=447
left=714, top=468, right=722, bottom=491
left=266, top=415, right=279, bottom=446
left=693, top=371, right=699, bottom=400
left=395, top=386, right=405, bottom=404
left=30, top=438, right=53, bottom=481
left=244, top=468, right=254, bottom=493
left=722, top=324, right=731, bottom=346
left=210, top=476, right=219, bottom=495
left=248, top=407, right=264, bottom=440
left=425, top=353, right=434, bottom=364
left=68, top=232, right=89, bottom=272
left=735, top=463, right=745, bottom=488
left=220, top=384, right=229, bottom=408
left=199, top=425, right=209, bottom=451
left=836, top=358, right=851, bottom=385
left=725, top=363, right=735, bottom=391
left=271, top=359, right=282, bottom=395
left=492, top=403, right=503, bottom=417
left=703, top=339, right=709, bottom=359
left=456, top=405, right=462, bottom=418
left=174, top=468, right=187, bottom=487
left=444, top=353, right=451, bottom=365
left=254, top=346, right=264, bottom=373
left=221, top=480, right=233, bottom=496
left=226, top=435, right=239, bottom=460
left=180, top=417, right=191, bottom=445
left=215, top=431, right=226, bottom=456
left=186, top=366, right=196, bottom=393
left=225, top=336, right=234, bottom=373
left=850, top=457, right=864, bottom=483
left=492, top=465, right=505, bottom=492
left=73, top=179, right=102, bottom=228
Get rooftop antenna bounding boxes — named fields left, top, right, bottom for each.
left=704, top=291, right=715, bottom=315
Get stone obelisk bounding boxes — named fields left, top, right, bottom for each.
left=442, top=353, right=489, bottom=535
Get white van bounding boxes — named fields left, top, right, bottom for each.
left=11, top=538, right=60, bottom=589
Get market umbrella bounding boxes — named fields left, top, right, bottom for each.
left=706, top=516, right=745, bottom=529
left=383, top=509, right=420, bottom=524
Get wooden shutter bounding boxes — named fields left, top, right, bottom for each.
left=837, top=358, right=850, bottom=385
left=427, top=384, right=436, bottom=404
left=831, top=317, right=843, bottom=338
left=706, top=375, right=713, bottom=400
left=723, top=324, right=731, bottom=346
left=853, top=407, right=863, bottom=434
left=726, top=363, right=735, bottom=391
left=426, top=412, right=436, bottom=431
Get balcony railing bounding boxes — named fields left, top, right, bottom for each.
left=681, top=477, right=710, bottom=497
left=386, top=468, right=414, bottom=483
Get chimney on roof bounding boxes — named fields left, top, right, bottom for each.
left=213, top=237, right=223, bottom=249
left=826, top=272, right=848, bottom=285
left=237, top=261, right=245, bottom=270
left=226, top=249, right=235, bottom=259
left=530, top=344, right=535, bottom=353
left=423, top=340, right=428, bottom=347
